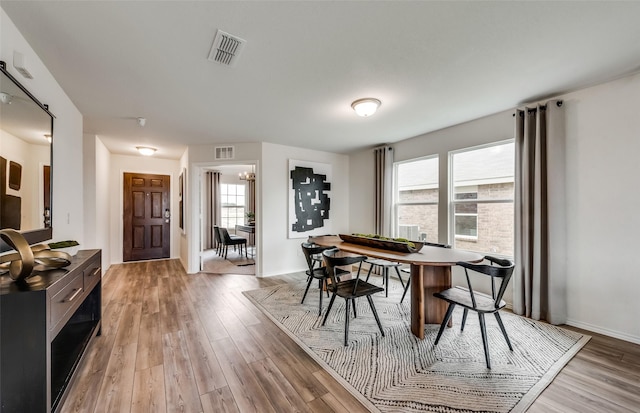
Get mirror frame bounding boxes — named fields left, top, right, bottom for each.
left=0, top=61, right=54, bottom=252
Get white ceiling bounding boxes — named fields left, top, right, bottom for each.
left=3, top=1, right=640, bottom=159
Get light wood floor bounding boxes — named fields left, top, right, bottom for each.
left=61, top=259, right=640, bottom=413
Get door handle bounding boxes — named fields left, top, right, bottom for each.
left=165, top=209, right=171, bottom=223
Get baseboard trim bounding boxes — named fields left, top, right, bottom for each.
left=566, top=318, right=640, bottom=345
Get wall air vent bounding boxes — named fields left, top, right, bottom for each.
left=207, top=30, right=246, bottom=66
left=214, top=146, right=235, bottom=160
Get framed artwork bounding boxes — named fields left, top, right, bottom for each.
left=288, top=159, right=332, bottom=239
left=179, top=168, right=185, bottom=232
left=8, top=161, right=22, bottom=190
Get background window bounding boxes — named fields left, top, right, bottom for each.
left=220, top=183, right=246, bottom=230
left=451, top=141, right=514, bottom=256
left=394, top=156, right=438, bottom=243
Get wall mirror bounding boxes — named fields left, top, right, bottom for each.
left=0, top=61, right=53, bottom=251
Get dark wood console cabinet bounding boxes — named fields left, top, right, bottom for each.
left=0, top=249, right=102, bottom=413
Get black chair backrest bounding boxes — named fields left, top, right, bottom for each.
left=214, top=226, right=222, bottom=244
left=301, top=243, right=332, bottom=273
left=457, top=255, right=515, bottom=308
left=322, top=248, right=367, bottom=292
left=219, top=227, right=235, bottom=243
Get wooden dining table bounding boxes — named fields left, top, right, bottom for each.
left=308, top=235, right=483, bottom=339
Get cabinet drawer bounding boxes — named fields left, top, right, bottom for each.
left=84, top=262, right=101, bottom=291
left=50, top=274, right=84, bottom=329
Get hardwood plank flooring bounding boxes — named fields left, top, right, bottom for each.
left=62, top=259, right=640, bottom=412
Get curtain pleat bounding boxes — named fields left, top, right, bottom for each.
left=513, top=100, right=566, bottom=324
left=203, top=171, right=221, bottom=250
left=374, top=146, right=393, bottom=236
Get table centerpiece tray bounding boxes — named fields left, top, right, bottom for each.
left=338, top=234, right=424, bottom=253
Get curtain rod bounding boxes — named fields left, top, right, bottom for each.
left=512, top=100, right=563, bottom=117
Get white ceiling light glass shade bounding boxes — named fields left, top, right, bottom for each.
left=351, top=98, right=381, bottom=117
left=136, top=146, right=156, bottom=156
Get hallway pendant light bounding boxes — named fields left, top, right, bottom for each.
left=136, top=146, right=156, bottom=156
left=351, top=98, right=381, bottom=117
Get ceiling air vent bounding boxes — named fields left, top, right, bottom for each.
left=214, top=146, right=235, bottom=160
left=207, top=30, right=246, bottom=66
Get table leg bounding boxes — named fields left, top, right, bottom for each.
left=410, top=264, right=425, bottom=339
left=410, top=264, right=453, bottom=339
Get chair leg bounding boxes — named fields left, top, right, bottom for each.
left=322, top=293, right=337, bottom=326
left=434, top=303, right=456, bottom=345
left=365, top=264, right=373, bottom=282
left=352, top=299, right=357, bottom=318
left=478, top=313, right=491, bottom=369
left=384, top=268, right=389, bottom=297
left=494, top=312, right=513, bottom=351
left=366, top=295, right=385, bottom=336
left=401, top=277, right=410, bottom=303
left=344, top=299, right=351, bottom=346
left=317, top=279, right=324, bottom=316
left=461, top=309, right=469, bottom=332
left=301, top=275, right=314, bottom=304
left=395, top=266, right=406, bottom=290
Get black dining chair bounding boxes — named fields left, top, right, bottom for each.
left=321, top=248, right=385, bottom=346
left=217, top=227, right=248, bottom=259
left=400, top=241, right=451, bottom=303
left=213, top=225, right=223, bottom=256
left=300, top=242, right=334, bottom=315
left=433, top=256, right=515, bottom=369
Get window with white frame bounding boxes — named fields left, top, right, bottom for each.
left=394, top=156, right=439, bottom=243
left=450, top=141, right=514, bottom=256
left=220, top=183, right=246, bottom=230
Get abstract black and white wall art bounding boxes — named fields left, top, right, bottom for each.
left=288, top=159, right=331, bottom=239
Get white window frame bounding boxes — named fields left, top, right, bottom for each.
left=448, top=139, right=515, bottom=251
left=220, top=183, right=246, bottom=230
left=392, top=155, right=438, bottom=239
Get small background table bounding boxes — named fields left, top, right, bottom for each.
left=235, top=224, right=255, bottom=257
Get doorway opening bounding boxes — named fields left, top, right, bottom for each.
left=200, top=163, right=256, bottom=275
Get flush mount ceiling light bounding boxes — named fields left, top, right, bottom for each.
left=136, top=146, right=156, bottom=156
left=351, top=98, right=381, bottom=117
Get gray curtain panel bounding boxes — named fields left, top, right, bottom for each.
left=203, top=171, right=221, bottom=250
left=374, top=146, right=393, bottom=236
left=513, top=100, right=567, bottom=324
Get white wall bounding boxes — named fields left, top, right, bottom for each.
left=562, top=72, right=640, bottom=343
left=83, top=134, right=112, bottom=271
left=108, top=154, right=180, bottom=265
left=1, top=8, right=85, bottom=246
left=261, top=142, right=349, bottom=277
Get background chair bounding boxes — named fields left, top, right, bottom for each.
left=217, top=227, right=247, bottom=259
left=213, top=225, right=223, bottom=256
left=400, top=242, right=451, bottom=303
left=433, top=256, right=515, bottom=369
left=300, top=243, right=335, bottom=315
left=364, top=258, right=405, bottom=297
left=322, top=248, right=385, bottom=346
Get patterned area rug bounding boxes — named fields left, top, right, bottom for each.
left=243, top=278, right=590, bottom=413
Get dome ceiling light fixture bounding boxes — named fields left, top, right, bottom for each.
left=136, top=146, right=156, bottom=156
left=351, top=97, right=381, bottom=117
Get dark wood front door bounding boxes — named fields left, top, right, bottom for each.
left=123, top=173, right=170, bottom=262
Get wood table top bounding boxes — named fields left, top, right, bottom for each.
left=309, top=235, right=483, bottom=266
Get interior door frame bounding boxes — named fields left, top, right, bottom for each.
left=193, top=161, right=260, bottom=275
